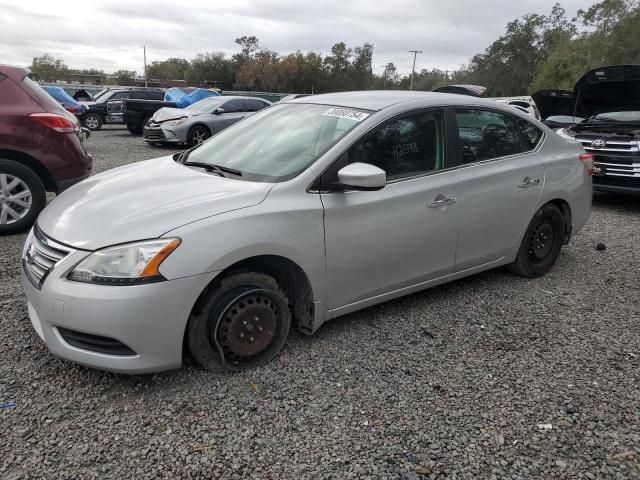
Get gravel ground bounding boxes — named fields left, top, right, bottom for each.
left=1, top=126, right=639, bottom=480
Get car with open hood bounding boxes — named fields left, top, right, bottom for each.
left=21, top=91, right=592, bottom=373
left=143, top=96, right=272, bottom=147
left=532, top=90, right=584, bottom=129
left=556, top=65, right=640, bottom=194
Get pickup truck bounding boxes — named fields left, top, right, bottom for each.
left=108, top=98, right=177, bottom=134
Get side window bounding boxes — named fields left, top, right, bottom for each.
left=147, top=91, right=164, bottom=100
left=245, top=99, right=268, bottom=112
left=130, top=91, right=146, bottom=99
left=347, top=110, right=446, bottom=181
left=514, top=117, right=543, bottom=150
left=222, top=99, right=244, bottom=113
left=109, top=92, right=129, bottom=101
left=455, top=110, right=525, bottom=163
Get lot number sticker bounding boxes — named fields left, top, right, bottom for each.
left=323, top=108, right=369, bottom=122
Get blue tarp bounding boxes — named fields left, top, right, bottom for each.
left=42, top=86, right=88, bottom=115
left=164, top=87, right=220, bottom=108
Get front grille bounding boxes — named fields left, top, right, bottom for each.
left=57, top=327, right=137, bottom=356
left=575, top=135, right=640, bottom=188
left=594, top=175, right=640, bottom=189
left=143, top=125, right=167, bottom=142
left=23, top=227, right=73, bottom=289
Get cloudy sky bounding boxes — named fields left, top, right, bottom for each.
left=0, top=0, right=595, bottom=76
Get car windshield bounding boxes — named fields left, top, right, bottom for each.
left=185, top=103, right=369, bottom=182
left=590, top=111, right=640, bottom=122
left=186, top=97, right=224, bottom=112
left=92, top=89, right=110, bottom=101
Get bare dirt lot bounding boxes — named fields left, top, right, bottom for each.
left=1, top=126, right=639, bottom=479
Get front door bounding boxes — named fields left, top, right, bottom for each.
left=452, top=109, right=545, bottom=271
left=320, top=109, right=461, bottom=310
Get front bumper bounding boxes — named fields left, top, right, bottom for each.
left=21, top=248, right=217, bottom=374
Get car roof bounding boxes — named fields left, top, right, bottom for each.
left=0, top=64, right=28, bottom=82
left=289, top=90, right=511, bottom=112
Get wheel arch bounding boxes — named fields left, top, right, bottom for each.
left=0, top=149, right=57, bottom=192
left=188, top=122, right=212, bottom=135
left=188, top=254, right=315, bottom=337
left=546, top=198, right=572, bottom=243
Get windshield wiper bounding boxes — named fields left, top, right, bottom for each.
left=181, top=161, right=243, bottom=177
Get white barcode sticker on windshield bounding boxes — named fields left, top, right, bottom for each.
left=323, top=107, right=369, bottom=122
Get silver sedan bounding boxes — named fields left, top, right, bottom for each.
left=143, top=96, right=272, bottom=147
left=23, top=91, right=592, bottom=373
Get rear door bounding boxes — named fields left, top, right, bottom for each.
left=452, top=109, right=545, bottom=271
left=321, top=109, right=461, bottom=310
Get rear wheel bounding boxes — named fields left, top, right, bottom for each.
left=0, top=159, right=46, bottom=235
left=509, top=203, right=565, bottom=278
left=83, top=113, right=102, bottom=131
left=187, top=125, right=211, bottom=147
left=187, top=272, right=291, bottom=372
left=126, top=123, right=142, bottom=135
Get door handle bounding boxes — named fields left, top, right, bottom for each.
left=427, top=197, right=457, bottom=208
left=518, top=177, right=540, bottom=188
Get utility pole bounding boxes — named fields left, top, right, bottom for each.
left=409, top=50, right=422, bottom=91
left=143, top=45, right=148, bottom=87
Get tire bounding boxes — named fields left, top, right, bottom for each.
left=187, top=125, right=211, bottom=147
left=509, top=203, right=565, bottom=278
left=126, top=123, right=142, bottom=135
left=187, top=272, right=291, bottom=372
left=0, top=159, right=46, bottom=235
left=83, top=113, right=103, bottom=131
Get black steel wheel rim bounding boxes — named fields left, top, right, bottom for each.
left=528, top=218, right=554, bottom=261
left=211, top=289, right=286, bottom=367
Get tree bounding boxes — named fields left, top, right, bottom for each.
left=30, top=54, right=68, bottom=82
left=147, top=57, right=189, bottom=80
left=188, top=52, right=233, bottom=88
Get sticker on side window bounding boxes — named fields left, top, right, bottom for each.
left=323, top=107, right=369, bottom=122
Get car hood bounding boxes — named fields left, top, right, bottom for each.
left=532, top=90, right=575, bottom=119
left=37, top=156, right=273, bottom=250
left=153, top=107, right=192, bottom=123
left=574, top=65, right=640, bottom=117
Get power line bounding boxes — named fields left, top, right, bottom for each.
left=21, top=47, right=144, bottom=56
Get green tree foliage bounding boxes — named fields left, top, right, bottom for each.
left=30, top=54, right=68, bottom=82
left=532, top=0, right=640, bottom=91
left=146, top=57, right=189, bottom=81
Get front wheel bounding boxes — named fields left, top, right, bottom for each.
left=187, top=125, right=211, bottom=147
left=0, top=159, right=46, bottom=235
left=83, top=113, right=103, bottom=131
left=509, top=203, right=565, bottom=278
left=187, top=272, right=291, bottom=372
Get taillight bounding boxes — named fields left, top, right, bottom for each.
left=579, top=152, right=594, bottom=176
left=29, top=113, right=78, bottom=133
left=65, top=105, right=78, bottom=113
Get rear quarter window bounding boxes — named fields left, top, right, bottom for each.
left=514, top=117, right=544, bottom=150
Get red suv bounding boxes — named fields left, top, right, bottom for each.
left=0, top=65, right=92, bottom=234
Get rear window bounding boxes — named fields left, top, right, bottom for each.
left=21, top=76, right=68, bottom=114
left=146, top=91, right=164, bottom=100
left=514, top=117, right=543, bottom=150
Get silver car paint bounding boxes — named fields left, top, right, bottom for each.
left=23, top=92, right=591, bottom=373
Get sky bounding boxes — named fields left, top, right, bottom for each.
left=0, top=0, right=596, bottom=76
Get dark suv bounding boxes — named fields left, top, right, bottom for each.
left=0, top=65, right=92, bottom=234
left=80, top=88, right=165, bottom=131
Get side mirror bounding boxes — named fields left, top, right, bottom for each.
left=213, top=107, right=225, bottom=115
left=336, top=163, right=386, bottom=191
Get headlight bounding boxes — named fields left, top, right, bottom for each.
left=163, top=118, right=186, bottom=127
left=556, top=128, right=577, bottom=141
left=68, top=238, right=181, bottom=285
